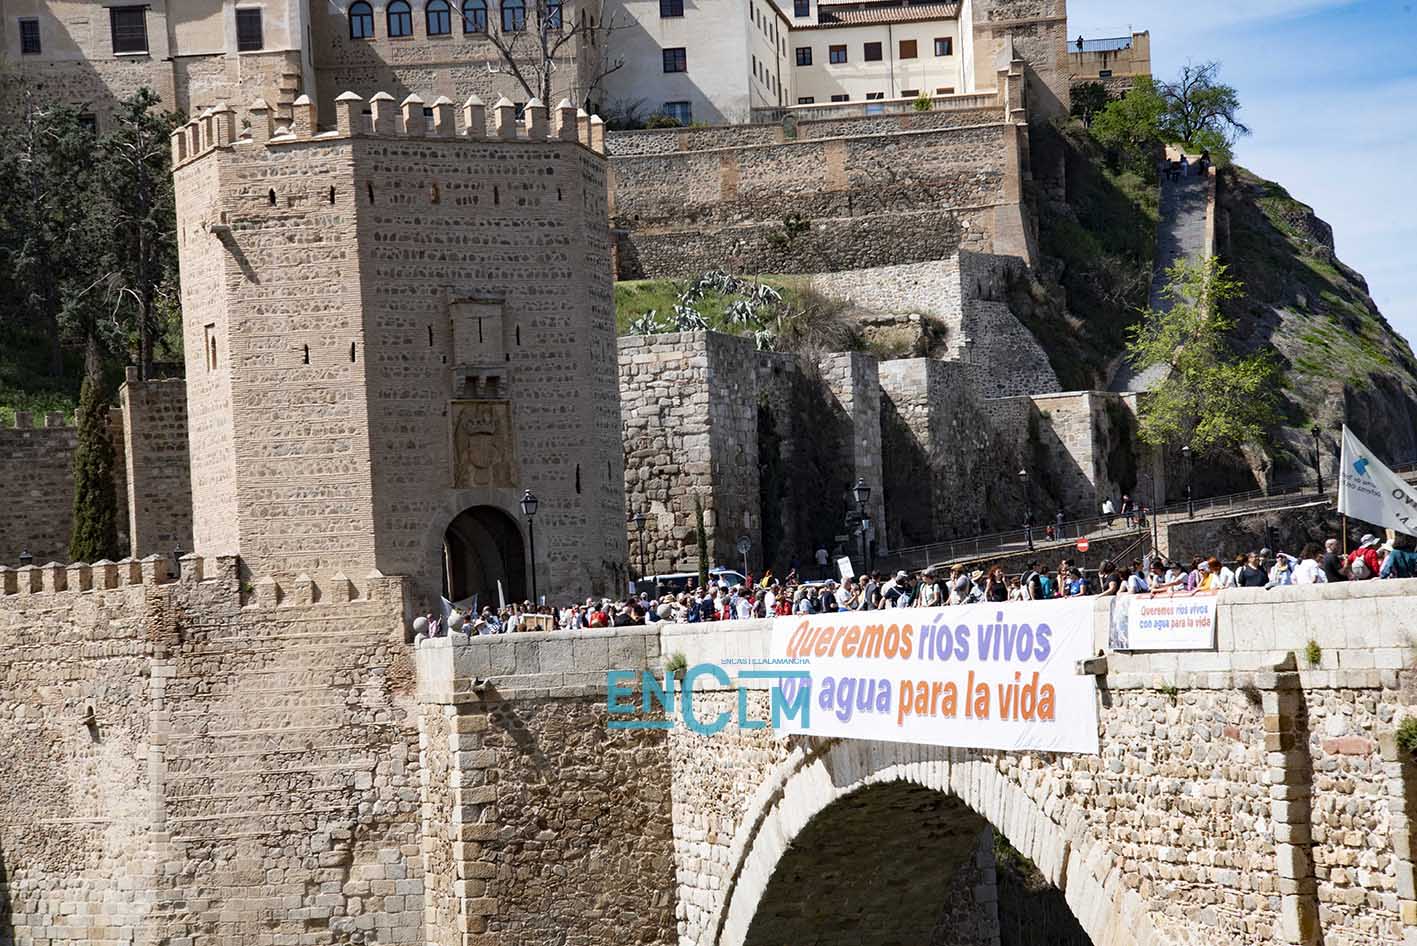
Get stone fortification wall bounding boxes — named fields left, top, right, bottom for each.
left=1025, top=390, right=1135, bottom=514
left=0, top=409, right=128, bottom=566
left=173, top=95, right=623, bottom=608
left=808, top=253, right=1059, bottom=398
left=0, top=558, right=423, bottom=945
left=118, top=373, right=193, bottom=558
left=878, top=358, right=1030, bottom=548
left=603, top=105, right=1006, bottom=158
left=610, top=121, right=1029, bottom=279
left=619, top=333, right=891, bottom=576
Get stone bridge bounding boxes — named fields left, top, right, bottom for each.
left=416, top=581, right=1417, bottom=946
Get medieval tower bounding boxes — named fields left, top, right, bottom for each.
left=171, top=93, right=626, bottom=609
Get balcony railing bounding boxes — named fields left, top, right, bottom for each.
left=1071, top=36, right=1133, bottom=54
left=749, top=91, right=1000, bottom=125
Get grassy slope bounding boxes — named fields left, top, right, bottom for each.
left=613, top=276, right=803, bottom=336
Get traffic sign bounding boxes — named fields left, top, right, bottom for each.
left=1076, top=538, right=1090, bottom=553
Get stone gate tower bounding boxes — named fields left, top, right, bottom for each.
left=171, top=93, right=625, bottom=610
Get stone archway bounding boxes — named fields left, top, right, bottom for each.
left=443, top=505, right=527, bottom=607
left=711, top=740, right=1175, bottom=946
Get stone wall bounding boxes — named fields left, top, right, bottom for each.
left=619, top=333, right=892, bottom=577
left=808, top=253, right=1060, bottom=399
left=173, top=96, right=624, bottom=608
left=119, top=374, right=193, bottom=559
left=1022, top=389, right=1137, bottom=516
left=0, top=409, right=128, bottom=566
left=878, top=359, right=1029, bottom=548
left=610, top=121, right=1030, bottom=279
left=0, top=558, right=424, bottom=945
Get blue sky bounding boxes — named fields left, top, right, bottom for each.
left=1070, top=0, right=1417, bottom=344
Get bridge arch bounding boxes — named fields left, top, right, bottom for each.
left=710, top=738, right=1173, bottom=946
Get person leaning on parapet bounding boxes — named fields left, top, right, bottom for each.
left=1320, top=538, right=1348, bottom=583
left=1236, top=553, right=1268, bottom=588
left=1292, top=545, right=1329, bottom=585
left=1381, top=535, right=1417, bottom=578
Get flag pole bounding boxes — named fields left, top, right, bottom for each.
left=1342, top=514, right=1348, bottom=555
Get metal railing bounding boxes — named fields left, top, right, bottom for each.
left=1071, top=36, right=1133, bottom=54
left=874, top=455, right=1417, bottom=574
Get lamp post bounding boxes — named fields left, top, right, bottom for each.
left=1181, top=446, right=1194, bottom=519
left=18, top=549, right=32, bottom=568
left=173, top=545, right=184, bottom=578
left=633, top=510, right=648, bottom=585
left=1019, top=469, right=1033, bottom=551
left=852, top=478, right=871, bottom=573
left=1311, top=424, right=1324, bottom=496
left=519, top=489, right=539, bottom=605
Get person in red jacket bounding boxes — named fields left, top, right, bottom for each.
left=1346, top=534, right=1382, bottom=580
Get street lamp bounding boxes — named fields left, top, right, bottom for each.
left=519, top=489, right=539, bottom=604
left=1181, top=445, right=1194, bottom=519
left=18, top=549, right=32, bottom=568
left=633, top=510, right=648, bottom=584
left=1311, top=425, right=1324, bottom=496
left=1019, top=469, right=1033, bottom=551
left=852, top=479, right=871, bottom=572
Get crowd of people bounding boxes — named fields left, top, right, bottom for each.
left=414, top=532, right=1417, bottom=636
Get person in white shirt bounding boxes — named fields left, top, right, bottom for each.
left=733, top=588, right=753, bottom=621
left=834, top=580, right=855, bottom=611
left=1292, top=545, right=1328, bottom=585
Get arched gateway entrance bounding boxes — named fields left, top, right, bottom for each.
left=442, top=506, right=527, bottom=606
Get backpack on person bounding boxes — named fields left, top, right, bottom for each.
left=1348, top=552, right=1372, bottom=580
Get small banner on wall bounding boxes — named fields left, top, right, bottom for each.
left=767, top=599, right=1100, bottom=755
left=1108, top=592, right=1218, bottom=651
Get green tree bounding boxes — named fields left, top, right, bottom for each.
left=68, top=373, right=122, bottom=562
left=1126, top=256, right=1279, bottom=453
left=1090, top=76, right=1167, bottom=175
left=1069, top=81, right=1109, bottom=126
left=100, top=88, right=183, bottom=378
left=1158, top=62, right=1249, bottom=161
left=694, top=495, right=709, bottom=588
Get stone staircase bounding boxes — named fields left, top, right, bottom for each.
left=1110, top=149, right=1215, bottom=393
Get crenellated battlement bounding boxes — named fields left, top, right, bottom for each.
left=170, top=91, right=607, bottom=170
left=0, top=552, right=404, bottom=615
left=2, top=410, right=74, bottom=429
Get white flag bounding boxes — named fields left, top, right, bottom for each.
left=1338, top=425, right=1417, bottom=536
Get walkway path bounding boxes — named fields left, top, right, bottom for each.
left=1110, top=149, right=1213, bottom=393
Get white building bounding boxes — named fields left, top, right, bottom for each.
left=599, top=0, right=977, bottom=125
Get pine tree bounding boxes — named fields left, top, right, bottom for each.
left=68, top=374, right=121, bottom=562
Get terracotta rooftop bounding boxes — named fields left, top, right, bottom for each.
left=804, top=1, right=960, bottom=28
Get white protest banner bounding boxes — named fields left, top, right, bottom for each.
left=1110, top=592, right=1217, bottom=651
left=837, top=556, right=855, bottom=581
left=1339, top=425, right=1417, bottom=536
left=768, top=599, right=1099, bottom=754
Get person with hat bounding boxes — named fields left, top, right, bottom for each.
left=1345, top=534, right=1382, bottom=580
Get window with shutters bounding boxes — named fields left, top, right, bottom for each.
left=236, top=9, right=263, bottom=51
left=110, top=7, right=148, bottom=54
left=18, top=18, right=40, bottom=55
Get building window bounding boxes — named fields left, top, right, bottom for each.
left=1099, top=69, right=1113, bottom=78
left=797, top=96, right=814, bottom=104
left=546, top=0, right=562, bottom=29
left=350, top=1, right=375, bottom=37
left=388, top=0, right=413, bottom=36
left=18, top=18, right=40, bottom=55
left=78, top=113, right=97, bottom=134
left=899, top=38, right=916, bottom=59
left=110, top=6, right=148, bottom=54
left=864, top=41, right=882, bottom=61
left=461, top=0, right=486, bottom=31
left=901, top=88, right=918, bottom=97
left=501, top=0, right=525, bottom=32
left=830, top=93, right=848, bottom=102
left=663, top=100, right=691, bottom=124
left=935, top=86, right=954, bottom=94
left=662, top=46, right=686, bottom=72
left=934, top=36, right=952, bottom=56
left=427, top=0, right=452, bottom=34
left=865, top=91, right=884, bottom=99
left=659, top=0, right=684, bottom=15
left=795, top=46, right=811, bottom=66
left=204, top=325, right=218, bottom=371
left=794, top=0, right=809, bottom=15
left=235, top=9, right=264, bottom=51
left=828, top=44, right=846, bottom=64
